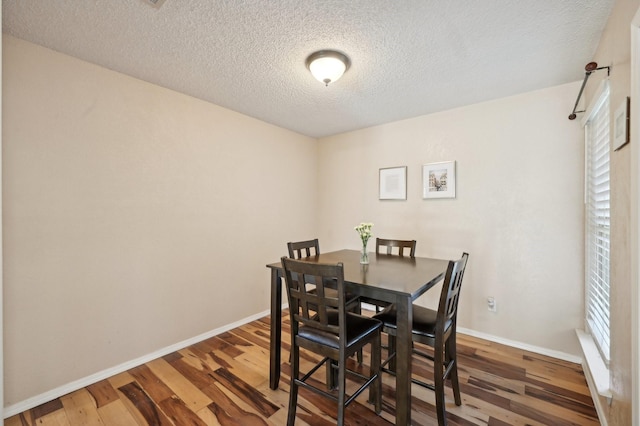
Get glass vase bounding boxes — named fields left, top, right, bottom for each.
left=360, top=242, right=369, bottom=264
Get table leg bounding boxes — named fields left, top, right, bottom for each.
left=269, top=268, right=282, bottom=390
left=394, top=296, right=413, bottom=425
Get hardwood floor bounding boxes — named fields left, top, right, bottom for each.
left=7, top=312, right=599, bottom=425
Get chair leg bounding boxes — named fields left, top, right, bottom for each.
left=434, top=344, right=447, bottom=426
left=353, top=303, right=364, bottom=364
left=447, top=337, right=462, bottom=406
left=287, top=345, right=299, bottom=426
left=337, top=354, right=347, bottom=426
left=367, top=334, right=382, bottom=414
left=387, top=334, right=397, bottom=372
left=327, top=358, right=337, bottom=390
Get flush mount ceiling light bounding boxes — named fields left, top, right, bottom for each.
left=305, top=50, right=351, bottom=86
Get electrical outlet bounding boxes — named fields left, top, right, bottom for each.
left=487, top=296, right=497, bottom=312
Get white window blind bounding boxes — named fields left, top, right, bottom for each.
left=584, top=82, right=610, bottom=363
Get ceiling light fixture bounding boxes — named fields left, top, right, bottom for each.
left=305, top=50, right=351, bottom=86
left=142, top=0, right=167, bottom=8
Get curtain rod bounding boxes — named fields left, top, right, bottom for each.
left=568, top=62, right=610, bottom=120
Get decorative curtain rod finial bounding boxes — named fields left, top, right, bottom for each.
left=568, top=62, right=611, bottom=120
left=585, top=62, right=598, bottom=72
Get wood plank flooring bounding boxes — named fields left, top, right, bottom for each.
left=6, top=312, right=599, bottom=425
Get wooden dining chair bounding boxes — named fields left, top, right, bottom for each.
left=287, top=238, right=321, bottom=259
left=375, top=237, right=417, bottom=257
left=361, top=238, right=418, bottom=313
left=373, top=252, right=469, bottom=426
left=287, top=239, right=363, bottom=363
left=281, top=257, right=382, bottom=426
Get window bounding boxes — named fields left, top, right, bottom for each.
left=584, top=81, right=610, bottom=363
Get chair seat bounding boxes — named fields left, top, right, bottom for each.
left=299, top=311, right=382, bottom=350
left=373, top=304, right=452, bottom=339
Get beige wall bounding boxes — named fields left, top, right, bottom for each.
left=317, top=82, right=586, bottom=355
left=2, top=36, right=317, bottom=406
left=584, top=1, right=640, bottom=424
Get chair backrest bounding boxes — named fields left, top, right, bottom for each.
left=437, top=252, right=469, bottom=335
left=281, top=257, right=345, bottom=337
left=375, top=238, right=417, bottom=257
left=287, top=239, right=320, bottom=259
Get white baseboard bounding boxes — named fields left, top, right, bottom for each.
left=3, top=308, right=271, bottom=419
left=457, top=327, right=583, bottom=364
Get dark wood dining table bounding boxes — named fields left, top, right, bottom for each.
left=266, top=249, right=448, bottom=425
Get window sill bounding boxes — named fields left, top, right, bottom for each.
left=575, top=329, right=612, bottom=401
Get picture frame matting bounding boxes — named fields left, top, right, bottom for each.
left=422, top=161, right=456, bottom=199
left=379, top=166, right=407, bottom=200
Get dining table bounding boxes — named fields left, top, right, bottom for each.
left=266, top=249, right=448, bottom=425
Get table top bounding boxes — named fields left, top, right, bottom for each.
left=267, top=249, right=449, bottom=300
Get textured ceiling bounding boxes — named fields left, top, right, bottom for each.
left=3, top=0, right=614, bottom=138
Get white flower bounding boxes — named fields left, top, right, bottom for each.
left=355, top=222, right=373, bottom=245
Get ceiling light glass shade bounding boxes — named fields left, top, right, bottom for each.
left=306, top=50, right=351, bottom=86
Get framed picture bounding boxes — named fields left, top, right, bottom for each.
left=422, top=161, right=456, bottom=199
left=379, top=166, right=407, bottom=200
left=613, top=96, right=630, bottom=151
